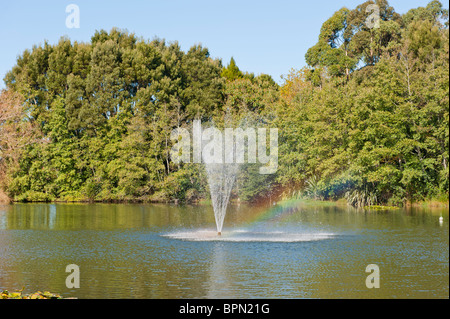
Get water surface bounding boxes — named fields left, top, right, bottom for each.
left=0, top=202, right=448, bottom=298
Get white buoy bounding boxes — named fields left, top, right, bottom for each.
left=439, top=216, right=444, bottom=225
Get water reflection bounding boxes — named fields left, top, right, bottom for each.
left=206, top=243, right=233, bottom=298
left=0, top=203, right=217, bottom=230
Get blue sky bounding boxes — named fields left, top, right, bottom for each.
left=0, top=0, right=447, bottom=89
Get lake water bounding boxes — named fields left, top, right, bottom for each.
left=0, top=202, right=448, bottom=299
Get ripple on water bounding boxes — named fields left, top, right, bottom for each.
left=162, top=229, right=336, bottom=242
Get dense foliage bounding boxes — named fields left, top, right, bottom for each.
left=0, top=0, right=448, bottom=206
left=279, top=0, right=449, bottom=206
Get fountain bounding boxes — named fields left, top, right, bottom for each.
left=202, top=122, right=242, bottom=236
left=204, top=160, right=240, bottom=236
left=169, top=117, right=278, bottom=238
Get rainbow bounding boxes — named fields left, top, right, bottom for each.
left=238, top=199, right=304, bottom=227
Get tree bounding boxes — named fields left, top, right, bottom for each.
left=2, top=1, right=448, bottom=205
left=182, top=45, right=224, bottom=119
left=3, top=29, right=225, bottom=202
left=306, top=7, right=358, bottom=78
left=346, top=0, right=402, bottom=66
left=281, top=0, right=448, bottom=205
left=221, top=57, right=244, bottom=81
left=0, top=90, right=41, bottom=195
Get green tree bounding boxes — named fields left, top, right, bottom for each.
left=221, top=57, right=244, bottom=81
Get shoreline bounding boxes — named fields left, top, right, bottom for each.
left=2, top=194, right=448, bottom=209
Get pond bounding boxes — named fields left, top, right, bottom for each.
left=0, top=202, right=448, bottom=298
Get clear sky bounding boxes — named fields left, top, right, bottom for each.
left=0, top=0, right=447, bottom=89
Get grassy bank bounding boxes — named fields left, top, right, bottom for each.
left=407, top=199, right=449, bottom=208
left=279, top=196, right=449, bottom=210
left=4, top=189, right=449, bottom=211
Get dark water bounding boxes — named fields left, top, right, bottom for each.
left=0, top=202, right=448, bottom=299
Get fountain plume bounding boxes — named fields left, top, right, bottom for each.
left=204, top=160, right=240, bottom=235
left=202, top=117, right=243, bottom=236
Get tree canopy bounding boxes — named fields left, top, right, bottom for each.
left=1, top=1, right=448, bottom=207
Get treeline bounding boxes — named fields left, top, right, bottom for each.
left=277, top=0, right=449, bottom=206
left=0, top=0, right=448, bottom=206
